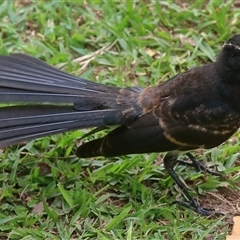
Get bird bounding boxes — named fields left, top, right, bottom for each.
left=0, top=34, right=240, bottom=215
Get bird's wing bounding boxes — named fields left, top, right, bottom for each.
left=145, top=68, right=240, bottom=149
left=77, top=112, right=179, bottom=157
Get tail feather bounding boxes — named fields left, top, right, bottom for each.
left=0, top=54, right=119, bottom=104
left=0, top=105, right=117, bottom=147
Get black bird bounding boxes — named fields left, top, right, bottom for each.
left=0, top=35, right=240, bottom=215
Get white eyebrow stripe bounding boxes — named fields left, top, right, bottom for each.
left=223, top=42, right=240, bottom=50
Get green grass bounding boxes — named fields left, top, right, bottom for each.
left=0, top=0, right=240, bottom=239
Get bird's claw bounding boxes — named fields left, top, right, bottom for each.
left=171, top=199, right=224, bottom=216
left=177, top=153, right=223, bottom=177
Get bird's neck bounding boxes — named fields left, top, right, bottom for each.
left=215, top=52, right=240, bottom=84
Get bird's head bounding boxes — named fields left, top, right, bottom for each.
left=220, top=34, right=240, bottom=72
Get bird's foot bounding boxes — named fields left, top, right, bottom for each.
left=171, top=199, right=223, bottom=216
left=164, top=152, right=224, bottom=216
left=177, top=153, right=222, bottom=177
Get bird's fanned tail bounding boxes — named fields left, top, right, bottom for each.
left=0, top=54, right=143, bottom=148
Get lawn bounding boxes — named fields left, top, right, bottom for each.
left=0, top=1, right=240, bottom=239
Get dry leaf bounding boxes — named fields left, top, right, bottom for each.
left=32, top=202, right=44, bottom=215
left=136, top=72, right=146, bottom=76
left=237, top=202, right=240, bottom=212
left=37, top=162, right=51, bottom=175
left=227, top=216, right=240, bottom=240
left=177, top=34, right=195, bottom=46
left=145, top=48, right=158, bottom=57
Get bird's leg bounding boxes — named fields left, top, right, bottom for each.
left=163, top=152, right=219, bottom=216
left=177, top=153, right=222, bottom=177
